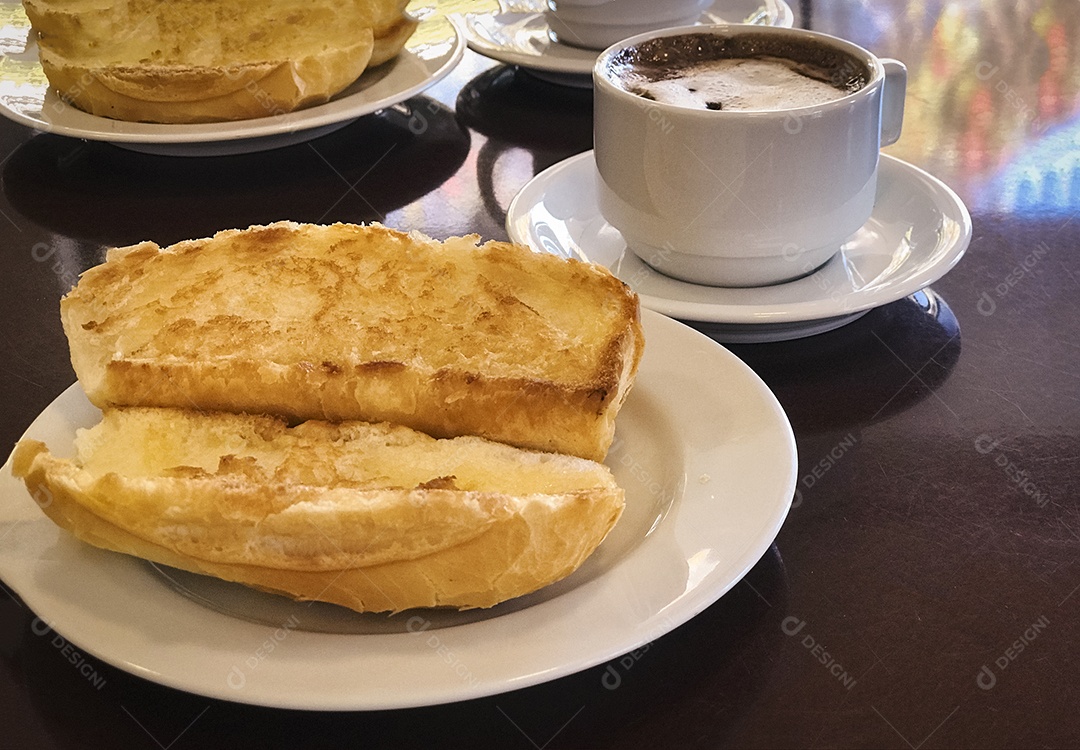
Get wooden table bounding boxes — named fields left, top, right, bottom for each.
left=1, top=1, right=1078, bottom=747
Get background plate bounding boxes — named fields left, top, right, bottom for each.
left=0, top=2, right=464, bottom=155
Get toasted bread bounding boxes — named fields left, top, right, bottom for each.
left=61, top=222, right=644, bottom=462
left=370, top=14, right=421, bottom=67
left=24, top=0, right=415, bottom=122
left=12, top=407, right=624, bottom=612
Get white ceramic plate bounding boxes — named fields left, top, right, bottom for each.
left=459, top=0, right=793, bottom=86
left=0, top=310, right=795, bottom=710
left=0, top=3, right=464, bottom=155
left=507, top=151, right=972, bottom=342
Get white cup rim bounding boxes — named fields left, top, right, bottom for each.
left=592, top=23, right=886, bottom=117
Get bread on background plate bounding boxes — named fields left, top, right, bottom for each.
left=23, top=0, right=418, bottom=123
left=62, top=221, right=644, bottom=463
left=12, top=407, right=625, bottom=613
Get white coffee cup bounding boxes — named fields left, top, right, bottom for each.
left=545, top=0, right=712, bottom=51
left=593, top=25, right=907, bottom=287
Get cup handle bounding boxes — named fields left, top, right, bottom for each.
left=880, top=59, right=907, bottom=146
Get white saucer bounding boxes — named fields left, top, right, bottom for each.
left=0, top=310, right=795, bottom=709
left=459, top=0, right=793, bottom=87
left=507, top=151, right=972, bottom=342
left=0, top=3, right=464, bottom=156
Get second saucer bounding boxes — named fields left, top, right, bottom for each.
left=460, top=0, right=794, bottom=87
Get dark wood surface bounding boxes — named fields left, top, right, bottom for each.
left=2, top=2, right=1078, bottom=747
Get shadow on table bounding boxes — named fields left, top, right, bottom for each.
left=700, top=289, right=963, bottom=435
left=3, top=95, right=470, bottom=251
left=455, top=64, right=593, bottom=225
left=10, top=545, right=789, bottom=749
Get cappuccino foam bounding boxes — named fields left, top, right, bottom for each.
left=604, top=32, right=870, bottom=112
left=630, top=57, right=848, bottom=111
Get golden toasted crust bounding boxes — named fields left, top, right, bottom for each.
left=370, top=14, right=421, bottom=67
left=12, top=408, right=624, bottom=612
left=62, top=222, right=644, bottom=461
left=25, top=0, right=414, bottom=122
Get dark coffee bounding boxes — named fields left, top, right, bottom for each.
left=606, top=32, right=870, bottom=112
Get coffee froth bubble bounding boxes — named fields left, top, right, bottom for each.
left=606, top=32, right=871, bottom=112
